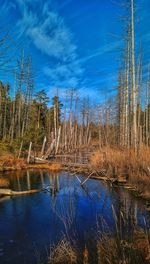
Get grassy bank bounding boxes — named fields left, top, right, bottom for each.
left=0, top=155, right=27, bottom=171
left=0, top=143, right=150, bottom=202
left=0, top=155, right=62, bottom=171
left=90, top=146, right=150, bottom=200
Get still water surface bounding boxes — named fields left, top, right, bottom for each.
left=0, top=170, right=149, bottom=263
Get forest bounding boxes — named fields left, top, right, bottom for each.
left=0, top=0, right=149, bottom=155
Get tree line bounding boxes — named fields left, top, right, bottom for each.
left=0, top=0, right=149, bottom=156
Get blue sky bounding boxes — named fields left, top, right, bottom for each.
left=0, top=0, right=150, bottom=103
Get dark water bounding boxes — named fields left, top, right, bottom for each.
left=0, top=170, right=149, bottom=264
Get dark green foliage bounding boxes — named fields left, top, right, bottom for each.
left=0, top=81, right=64, bottom=152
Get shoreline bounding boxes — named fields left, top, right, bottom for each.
left=0, top=157, right=150, bottom=204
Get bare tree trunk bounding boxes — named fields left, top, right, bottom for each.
left=124, top=27, right=130, bottom=147
left=18, top=140, right=23, bottom=158
left=41, top=136, right=47, bottom=157
left=145, top=79, right=149, bottom=146
left=27, top=142, right=32, bottom=164
left=131, top=0, right=137, bottom=151
left=55, top=126, right=61, bottom=154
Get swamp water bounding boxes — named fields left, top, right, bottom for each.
left=0, top=170, right=149, bottom=264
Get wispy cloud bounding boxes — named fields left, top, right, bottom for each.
left=1, top=0, right=16, bottom=20
left=79, top=40, right=123, bottom=64
left=15, top=0, right=83, bottom=88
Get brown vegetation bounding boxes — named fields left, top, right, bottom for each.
left=48, top=229, right=150, bottom=264
left=0, top=155, right=26, bottom=171
left=97, top=229, right=150, bottom=264
left=49, top=236, right=77, bottom=264
left=0, top=177, right=9, bottom=187
left=0, top=153, right=62, bottom=172
left=29, top=163, right=62, bottom=171
left=90, top=146, right=150, bottom=199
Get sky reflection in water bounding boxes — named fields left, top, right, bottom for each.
left=0, top=170, right=149, bottom=264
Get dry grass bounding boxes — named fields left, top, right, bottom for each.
left=0, top=155, right=62, bottom=173
left=29, top=163, right=62, bottom=172
left=0, top=155, right=26, bottom=171
left=0, top=177, right=9, bottom=187
left=48, top=229, right=150, bottom=264
left=49, top=236, right=77, bottom=264
left=90, top=146, right=150, bottom=199
left=46, top=163, right=62, bottom=171
left=97, top=229, right=150, bottom=264
left=90, top=146, right=150, bottom=172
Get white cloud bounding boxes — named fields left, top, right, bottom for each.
left=15, top=0, right=83, bottom=88
left=27, top=21, right=76, bottom=61
left=43, top=66, right=81, bottom=88
left=79, top=40, right=123, bottom=64
left=15, top=1, right=77, bottom=61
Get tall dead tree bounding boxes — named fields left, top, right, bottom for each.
left=131, top=0, right=137, bottom=151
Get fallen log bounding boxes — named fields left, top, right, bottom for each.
left=30, top=156, right=48, bottom=164
left=0, top=188, right=41, bottom=196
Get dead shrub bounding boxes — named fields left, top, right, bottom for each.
left=49, top=236, right=77, bottom=264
